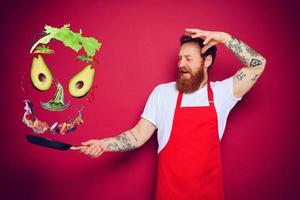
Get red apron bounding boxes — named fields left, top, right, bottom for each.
left=155, top=82, right=224, bottom=200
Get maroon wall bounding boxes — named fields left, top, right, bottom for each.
left=1, top=0, right=299, bottom=199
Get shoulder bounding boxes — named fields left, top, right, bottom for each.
left=211, top=76, right=242, bottom=102
left=210, top=77, right=233, bottom=89
left=153, top=81, right=177, bottom=94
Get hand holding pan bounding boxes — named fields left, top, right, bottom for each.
left=25, top=134, right=85, bottom=151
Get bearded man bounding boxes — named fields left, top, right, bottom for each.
left=74, top=28, right=266, bottom=200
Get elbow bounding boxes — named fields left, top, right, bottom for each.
left=135, top=138, right=147, bottom=149
left=262, top=56, right=267, bottom=66
left=258, top=57, right=266, bottom=73
left=130, top=128, right=146, bottom=149
left=261, top=58, right=266, bottom=71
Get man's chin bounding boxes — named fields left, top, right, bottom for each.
left=176, top=65, right=205, bottom=93
left=178, top=74, right=193, bottom=83
left=176, top=74, right=203, bottom=93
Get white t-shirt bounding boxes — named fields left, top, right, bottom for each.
left=141, top=77, right=241, bottom=153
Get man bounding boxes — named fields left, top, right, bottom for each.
left=74, top=28, right=266, bottom=200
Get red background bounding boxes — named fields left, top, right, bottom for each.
left=1, top=0, right=300, bottom=199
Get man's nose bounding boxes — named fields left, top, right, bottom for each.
left=178, top=59, right=186, bottom=68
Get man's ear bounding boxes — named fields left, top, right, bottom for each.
left=204, top=55, right=212, bottom=68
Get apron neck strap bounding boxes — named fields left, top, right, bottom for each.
left=207, top=81, right=214, bottom=104
left=176, top=92, right=183, bottom=109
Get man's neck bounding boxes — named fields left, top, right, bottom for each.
left=198, top=74, right=208, bottom=90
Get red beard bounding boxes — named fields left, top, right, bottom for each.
left=176, top=66, right=204, bottom=93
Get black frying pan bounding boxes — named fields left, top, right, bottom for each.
left=25, top=134, right=78, bottom=151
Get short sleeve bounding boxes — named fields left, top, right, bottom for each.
left=213, top=76, right=242, bottom=103
left=141, top=86, right=159, bottom=128
left=212, top=76, right=242, bottom=139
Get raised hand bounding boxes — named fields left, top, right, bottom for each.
left=185, top=28, right=231, bottom=53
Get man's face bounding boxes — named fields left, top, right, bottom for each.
left=176, top=42, right=205, bottom=93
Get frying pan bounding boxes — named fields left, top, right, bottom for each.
left=25, top=134, right=80, bottom=151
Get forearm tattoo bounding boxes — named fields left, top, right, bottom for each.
left=105, top=132, right=136, bottom=152
left=236, top=70, right=247, bottom=80
left=224, top=36, right=265, bottom=68
left=251, top=74, right=259, bottom=81
left=129, top=130, right=138, bottom=142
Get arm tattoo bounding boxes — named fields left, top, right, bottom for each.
left=251, top=74, right=259, bottom=81
left=245, top=45, right=258, bottom=56
left=250, top=59, right=263, bottom=67
left=129, top=130, right=138, bottom=142
left=225, top=36, right=265, bottom=68
left=236, top=71, right=247, bottom=80
left=106, top=132, right=136, bottom=152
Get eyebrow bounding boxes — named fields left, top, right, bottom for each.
left=178, top=55, right=192, bottom=57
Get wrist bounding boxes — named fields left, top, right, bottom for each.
left=222, top=33, right=232, bottom=44
left=99, top=139, right=109, bottom=152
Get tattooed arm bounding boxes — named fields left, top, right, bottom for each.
left=224, top=35, right=266, bottom=98
left=99, top=118, right=155, bottom=152
left=185, top=28, right=266, bottom=98
left=76, top=118, right=156, bottom=158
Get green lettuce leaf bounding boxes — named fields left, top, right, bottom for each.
left=30, top=24, right=101, bottom=59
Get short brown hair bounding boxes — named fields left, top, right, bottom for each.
left=180, top=35, right=217, bottom=68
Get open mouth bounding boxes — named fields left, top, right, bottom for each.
left=180, top=69, right=191, bottom=78
left=180, top=67, right=191, bottom=74
left=22, top=100, right=84, bottom=135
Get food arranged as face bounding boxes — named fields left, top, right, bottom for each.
left=22, top=24, right=101, bottom=135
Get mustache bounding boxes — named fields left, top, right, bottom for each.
left=178, top=66, right=191, bottom=73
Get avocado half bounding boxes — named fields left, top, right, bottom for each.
left=30, top=55, right=53, bottom=91
left=68, top=65, right=95, bottom=98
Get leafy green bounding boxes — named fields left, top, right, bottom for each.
left=30, top=24, right=101, bottom=60
left=35, top=45, right=54, bottom=54
left=77, top=55, right=93, bottom=62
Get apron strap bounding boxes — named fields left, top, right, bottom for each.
left=176, top=92, right=183, bottom=110
left=207, top=81, right=214, bottom=105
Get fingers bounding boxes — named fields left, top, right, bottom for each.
left=185, top=28, right=218, bottom=54
left=192, top=32, right=207, bottom=39
left=80, top=144, right=104, bottom=158
left=185, top=28, right=204, bottom=33
left=201, top=41, right=217, bottom=54
left=185, top=29, right=205, bottom=36
left=185, top=28, right=208, bottom=38
left=87, top=146, right=104, bottom=158
left=79, top=146, right=89, bottom=153
left=81, top=139, right=97, bottom=146
left=70, top=146, right=85, bottom=151
left=74, top=139, right=105, bottom=158
left=84, top=145, right=98, bottom=155
left=91, top=147, right=104, bottom=158
left=203, top=35, right=212, bottom=45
